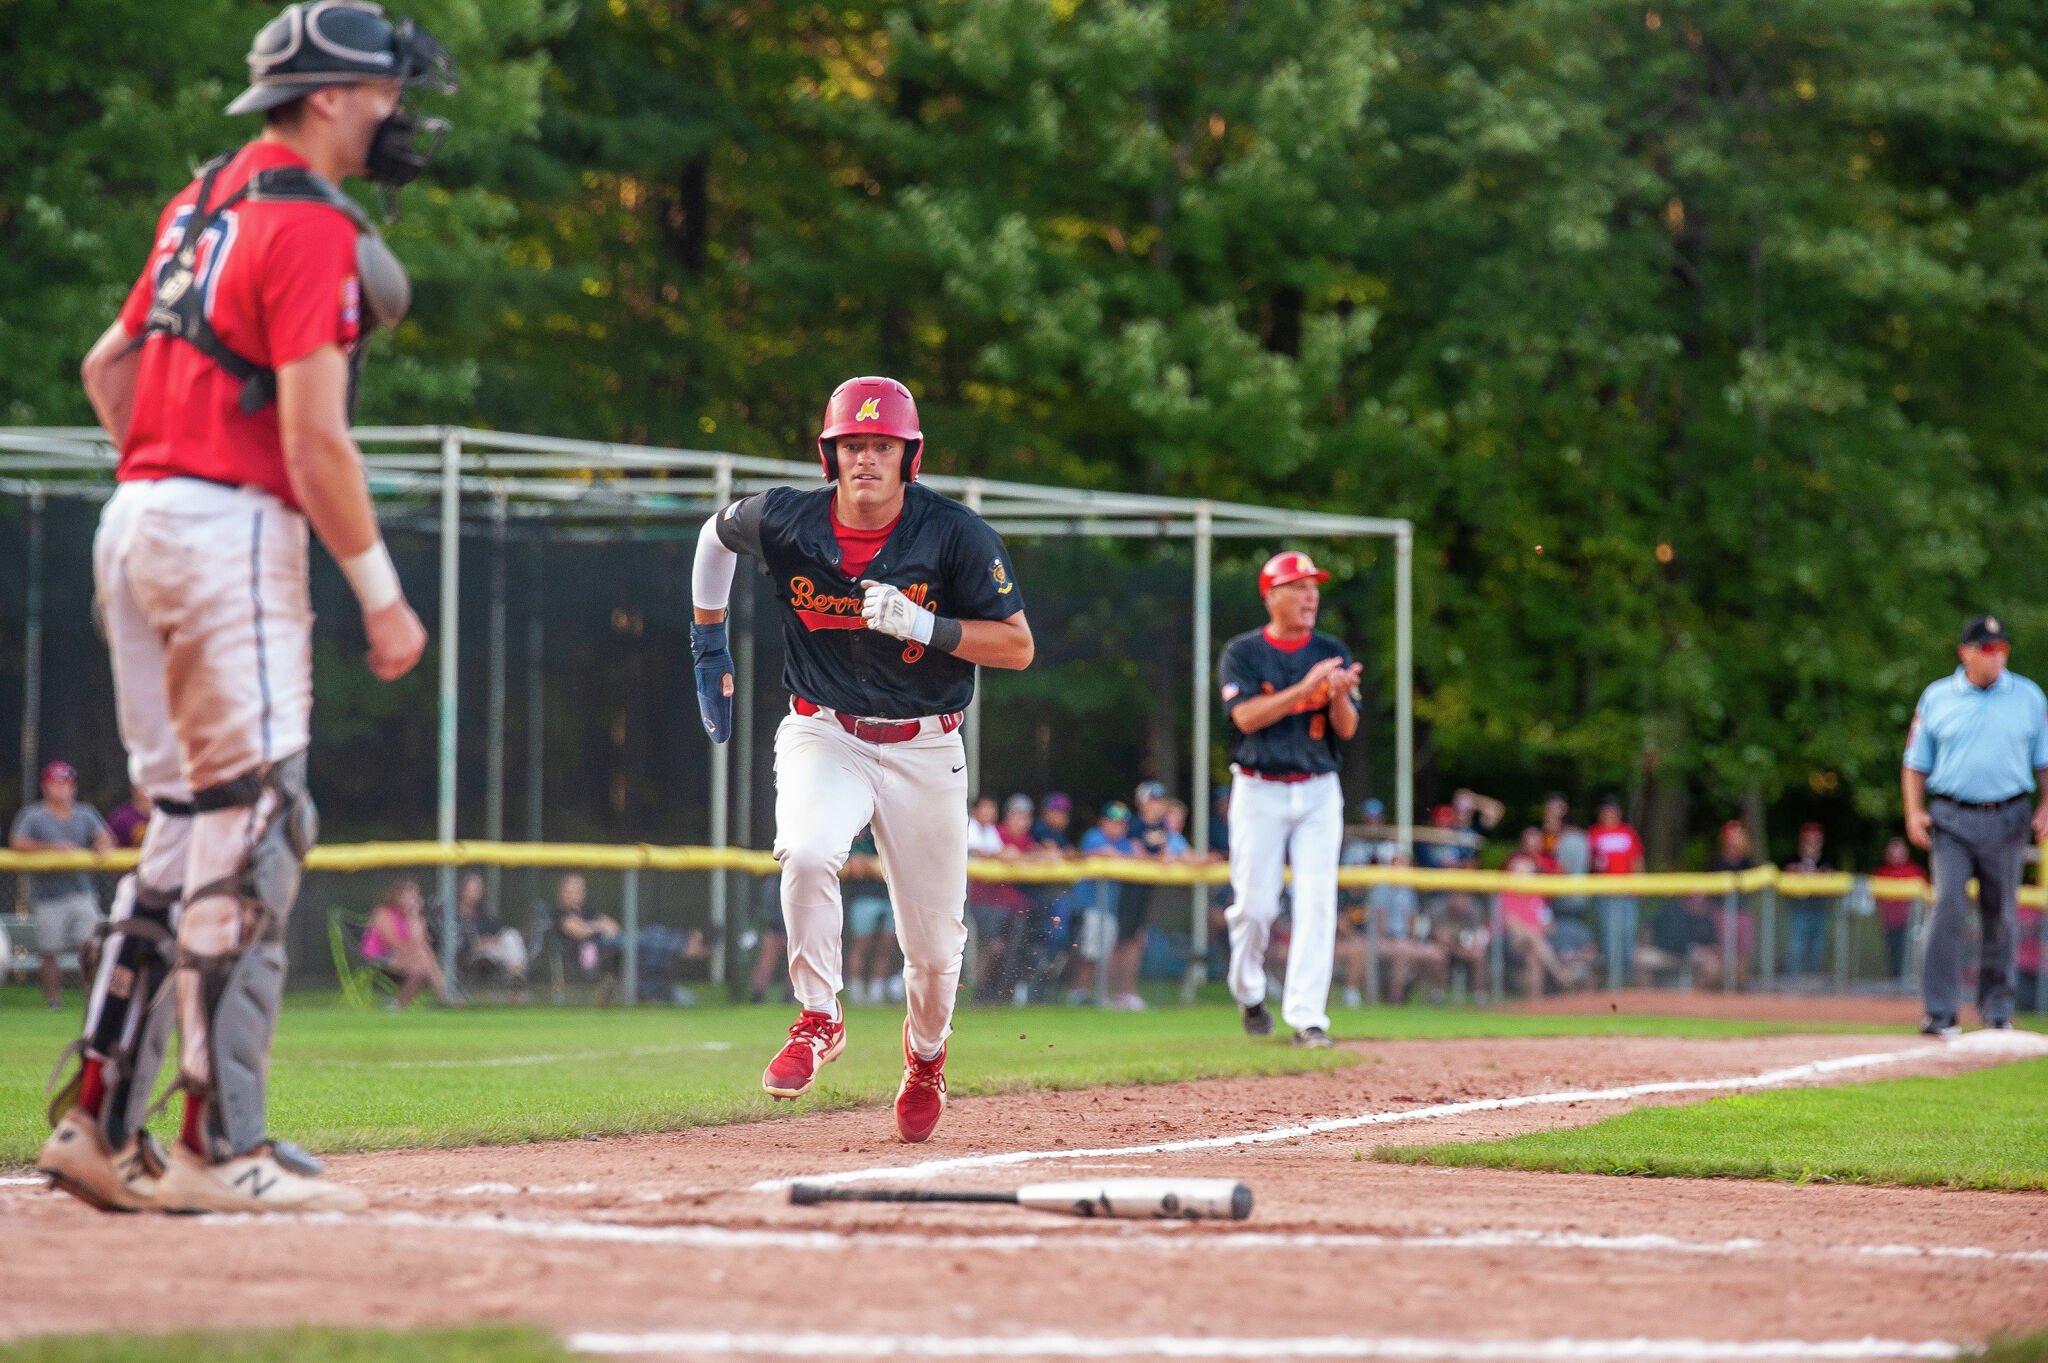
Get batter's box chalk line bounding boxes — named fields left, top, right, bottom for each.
left=751, top=1029, right=2048, bottom=1192
left=565, top=1329, right=1964, bottom=1359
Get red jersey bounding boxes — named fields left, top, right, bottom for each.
left=1589, top=822, right=1644, bottom=875
left=1871, top=862, right=1930, bottom=930
left=117, top=141, right=363, bottom=509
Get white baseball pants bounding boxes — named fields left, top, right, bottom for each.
left=96, top=477, right=313, bottom=968
left=1225, top=770, right=1343, bottom=1033
left=772, top=705, right=970, bottom=1059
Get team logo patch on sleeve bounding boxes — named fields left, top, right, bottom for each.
left=856, top=397, right=882, bottom=421
left=1222, top=683, right=1240, bottom=702
left=340, top=276, right=361, bottom=328
left=991, top=558, right=1013, bottom=594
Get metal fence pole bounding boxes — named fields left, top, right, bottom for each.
left=708, top=458, right=732, bottom=990
left=1186, top=503, right=1213, bottom=1002
left=484, top=487, right=508, bottom=917
left=1394, top=527, right=1414, bottom=862
left=436, top=429, right=463, bottom=983
left=1759, top=887, right=1776, bottom=989
left=524, top=535, right=546, bottom=928
left=19, top=488, right=42, bottom=814
left=1721, top=890, right=1739, bottom=992
left=621, top=866, right=639, bottom=1008
left=1487, top=892, right=1505, bottom=1001
left=1834, top=895, right=1850, bottom=994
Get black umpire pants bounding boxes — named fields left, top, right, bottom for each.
left=1925, top=795, right=2028, bottom=1024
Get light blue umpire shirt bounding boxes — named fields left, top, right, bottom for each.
left=1903, top=667, right=2048, bottom=803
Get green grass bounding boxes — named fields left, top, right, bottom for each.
left=0, top=979, right=1897, bottom=1168
left=0, top=1326, right=568, bottom=1363
left=1379, top=1056, right=2048, bottom=1190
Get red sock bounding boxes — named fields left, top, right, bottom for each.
left=179, top=1095, right=207, bottom=1156
left=77, top=1058, right=106, bottom=1118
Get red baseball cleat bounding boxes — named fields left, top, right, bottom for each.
left=894, top=1018, right=948, bottom=1143
left=762, top=1010, right=846, bottom=1100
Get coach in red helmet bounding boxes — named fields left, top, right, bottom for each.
left=40, top=2, right=454, bottom=1216
left=690, top=377, right=1033, bottom=1142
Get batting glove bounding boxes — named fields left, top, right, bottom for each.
left=689, top=622, right=735, bottom=743
left=860, top=580, right=935, bottom=645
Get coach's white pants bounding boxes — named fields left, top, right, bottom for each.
left=772, top=706, right=969, bottom=1059
left=1225, top=771, right=1342, bottom=1033
left=97, top=477, right=313, bottom=972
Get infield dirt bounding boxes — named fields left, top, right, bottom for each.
left=3, top=1028, right=2045, bottom=1357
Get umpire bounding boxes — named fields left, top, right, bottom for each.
left=1901, top=614, right=2048, bottom=1036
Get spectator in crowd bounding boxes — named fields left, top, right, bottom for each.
left=1541, top=792, right=1595, bottom=958
left=2018, top=901, right=2042, bottom=1014
left=1349, top=798, right=1398, bottom=865
left=362, top=877, right=457, bottom=1010
left=1369, top=854, right=1446, bottom=1002
left=1206, top=785, right=1234, bottom=980
left=1780, top=821, right=1833, bottom=978
left=1709, top=820, right=1758, bottom=875
left=104, top=783, right=152, bottom=850
left=1500, top=827, right=1574, bottom=997
left=1871, top=837, right=1930, bottom=979
left=1589, top=796, right=1645, bottom=988
left=748, top=873, right=790, bottom=1006
left=1450, top=788, right=1505, bottom=859
left=1031, top=792, right=1076, bottom=854
left=1433, top=891, right=1491, bottom=1003
left=1417, top=803, right=1470, bottom=870
left=966, top=795, right=1031, bottom=999
left=843, top=827, right=898, bottom=1006
left=1117, top=781, right=1173, bottom=991
left=1209, top=785, right=1232, bottom=859
left=1334, top=890, right=1369, bottom=1009
left=456, top=870, right=528, bottom=1004
left=1068, top=801, right=1142, bottom=1005
left=10, top=761, right=113, bottom=1010
left=549, top=872, right=623, bottom=984
left=1636, top=894, right=1723, bottom=987
left=1161, top=798, right=1195, bottom=857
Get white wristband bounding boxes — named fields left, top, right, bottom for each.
left=910, top=604, right=935, bottom=646
left=340, top=540, right=403, bottom=614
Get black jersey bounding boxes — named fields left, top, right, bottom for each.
left=717, top=483, right=1025, bottom=719
left=1218, top=627, right=1353, bottom=776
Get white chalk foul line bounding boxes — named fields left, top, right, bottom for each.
left=751, top=1029, right=2048, bottom=1192
left=187, top=1210, right=2048, bottom=1268
left=566, top=1330, right=1962, bottom=1359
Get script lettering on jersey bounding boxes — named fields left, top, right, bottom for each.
left=790, top=577, right=936, bottom=644
left=153, top=205, right=241, bottom=320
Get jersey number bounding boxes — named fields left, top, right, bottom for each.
left=155, top=205, right=239, bottom=320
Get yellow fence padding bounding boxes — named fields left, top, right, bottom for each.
left=0, top=841, right=2031, bottom=903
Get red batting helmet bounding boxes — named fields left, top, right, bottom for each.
left=818, top=376, right=923, bottom=482
left=1259, top=550, right=1330, bottom=596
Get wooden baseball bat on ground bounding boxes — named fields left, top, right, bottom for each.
left=789, top=1177, right=1252, bottom=1220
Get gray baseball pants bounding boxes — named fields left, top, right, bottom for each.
left=1924, top=795, right=2028, bottom=1024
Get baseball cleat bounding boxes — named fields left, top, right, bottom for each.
left=37, top=1109, right=165, bottom=1213
left=155, top=1142, right=367, bottom=1214
left=762, top=1009, right=847, bottom=1100
left=1918, top=1014, right=1961, bottom=1039
left=1989, top=1018, right=2014, bottom=1030
left=1241, top=1002, right=1274, bottom=1038
left=894, top=1019, right=947, bottom=1143
left=1291, top=1026, right=1335, bottom=1049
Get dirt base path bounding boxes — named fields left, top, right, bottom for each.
left=3, top=1029, right=2045, bottom=1359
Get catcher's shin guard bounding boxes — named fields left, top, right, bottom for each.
left=49, top=806, right=190, bottom=1146
left=175, top=750, right=316, bottom=1160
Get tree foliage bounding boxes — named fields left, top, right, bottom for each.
left=6, top=0, right=2048, bottom=861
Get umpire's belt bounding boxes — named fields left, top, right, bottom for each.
left=792, top=696, right=962, bottom=744
left=1930, top=793, right=2029, bottom=813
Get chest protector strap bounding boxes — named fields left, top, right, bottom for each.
left=138, top=155, right=410, bottom=418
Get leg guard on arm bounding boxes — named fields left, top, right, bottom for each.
left=174, top=751, right=316, bottom=1161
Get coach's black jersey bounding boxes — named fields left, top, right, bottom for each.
left=1218, top=627, right=1353, bottom=776
left=716, top=483, right=1025, bottom=719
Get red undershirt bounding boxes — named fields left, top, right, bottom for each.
left=1263, top=626, right=1312, bottom=652
left=832, top=502, right=900, bottom=580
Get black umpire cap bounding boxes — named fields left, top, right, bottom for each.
left=225, top=1, right=456, bottom=116
left=1960, top=614, right=2012, bottom=648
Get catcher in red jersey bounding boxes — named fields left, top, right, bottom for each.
left=38, top=1, right=454, bottom=1214
left=691, top=377, right=1034, bottom=1142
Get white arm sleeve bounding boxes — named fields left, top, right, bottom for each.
left=693, top=514, right=739, bottom=612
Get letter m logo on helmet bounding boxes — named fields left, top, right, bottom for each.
left=819, top=376, right=923, bottom=481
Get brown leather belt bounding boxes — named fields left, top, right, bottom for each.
left=793, top=696, right=962, bottom=744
